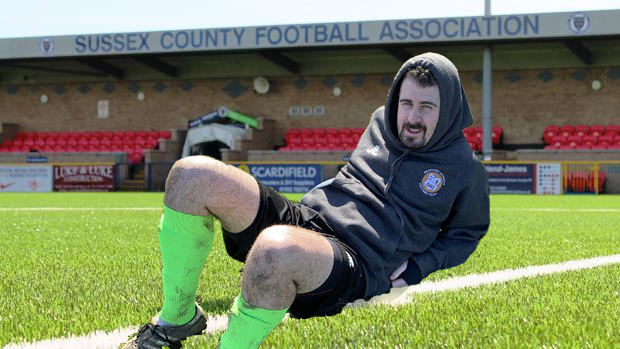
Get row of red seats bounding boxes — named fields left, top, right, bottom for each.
left=281, top=128, right=365, bottom=152
left=566, top=171, right=606, bottom=193
left=464, top=126, right=504, bottom=151
left=543, top=124, right=619, bottom=144
left=0, top=130, right=172, bottom=164
left=13, top=130, right=172, bottom=141
left=545, top=134, right=620, bottom=149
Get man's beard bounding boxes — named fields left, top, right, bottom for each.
left=399, top=122, right=427, bottom=149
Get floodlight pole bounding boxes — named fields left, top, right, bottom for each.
left=482, top=0, right=493, bottom=160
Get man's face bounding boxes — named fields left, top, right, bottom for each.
left=396, top=77, right=441, bottom=149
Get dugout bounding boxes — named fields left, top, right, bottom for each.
left=1, top=10, right=620, bottom=191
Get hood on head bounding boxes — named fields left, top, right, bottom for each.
left=385, top=52, right=474, bottom=152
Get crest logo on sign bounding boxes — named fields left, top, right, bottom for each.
left=39, top=38, right=55, bottom=55
left=568, top=12, right=590, bottom=34
left=420, top=169, right=445, bottom=196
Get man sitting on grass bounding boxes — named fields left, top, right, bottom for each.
left=122, top=52, right=490, bottom=349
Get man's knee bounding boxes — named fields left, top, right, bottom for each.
left=165, top=156, right=222, bottom=214
left=245, top=226, right=302, bottom=275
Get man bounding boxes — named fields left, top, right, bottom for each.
left=122, top=52, right=490, bottom=349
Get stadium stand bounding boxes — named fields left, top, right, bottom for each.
left=565, top=170, right=606, bottom=193
left=280, top=126, right=505, bottom=152
left=0, top=130, right=173, bottom=164
left=543, top=124, right=620, bottom=150
left=463, top=126, right=504, bottom=152
left=279, top=128, right=364, bottom=151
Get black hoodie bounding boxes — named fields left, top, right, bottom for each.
left=302, top=52, right=490, bottom=299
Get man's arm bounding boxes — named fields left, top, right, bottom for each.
left=410, top=185, right=490, bottom=283
left=391, top=179, right=490, bottom=287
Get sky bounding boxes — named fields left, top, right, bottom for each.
left=1, top=0, right=619, bottom=39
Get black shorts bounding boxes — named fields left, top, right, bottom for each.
left=222, top=179, right=366, bottom=319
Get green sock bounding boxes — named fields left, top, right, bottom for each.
left=218, top=294, right=289, bottom=349
left=158, top=205, right=214, bottom=325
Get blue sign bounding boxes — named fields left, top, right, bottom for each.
left=26, top=155, right=48, bottom=163
left=485, top=163, right=535, bottom=194
left=4, top=10, right=620, bottom=60
left=70, top=16, right=540, bottom=55
left=236, top=164, right=322, bottom=193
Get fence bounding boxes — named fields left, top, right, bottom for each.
left=142, top=160, right=620, bottom=195
left=562, top=161, right=620, bottom=194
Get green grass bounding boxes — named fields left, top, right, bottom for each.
left=1, top=193, right=619, bottom=347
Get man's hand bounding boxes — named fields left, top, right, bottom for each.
left=389, top=259, right=423, bottom=288
left=389, top=260, right=409, bottom=288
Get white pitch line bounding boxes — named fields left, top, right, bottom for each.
left=491, top=208, right=620, bottom=213
left=5, top=254, right=620, bottom=349
left=1, top=207, right=617, bottom=213
left=354, top=253, right=620, bottom=306
left=0, top=207, right=162, bottom=211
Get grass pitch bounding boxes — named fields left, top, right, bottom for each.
left=1, top=193, right=618, bottom=348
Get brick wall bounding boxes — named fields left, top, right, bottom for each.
left=1, top=66, right=618, bottom=146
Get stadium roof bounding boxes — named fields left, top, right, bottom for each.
left=1, top=10, right=619, bottom=83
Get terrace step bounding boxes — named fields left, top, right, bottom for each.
left=118, top=179, right=146, bottom=191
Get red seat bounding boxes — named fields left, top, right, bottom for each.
left=551, top=136, right=567, bottom=147
left=145, top=137, right=159, bottom=149
left=300, top=134, right=315, bottom=146
left=352, top=128, right=365, bottom=135
left=10, top=145, right=29, bottom=152
left=135, top=138, right=146, bottom=148
left=468, top=140, right=480, bottom=151
left=574, top=125, right=589, bottom=137
left=589, top=125, right=605, bottom=137
left=326, top=128, right=339, bottom=136
left=129, top=151, right=144, bottom=165
left=312, top=128, right=326, bottom=136
left=570, top=171, right=588, bottom=192
left=339, top=134, right=353, bottom=144
left=598, top=135, right=613, bottom=146
left=492, top=126, right=503, bottom=144
left=338, top=128, right=352, bottom=135
left=588, top=171, right=606, bottom=193
left=287, top=137, right=301, bottom=146
left=159, top=130, right=172, bottom=140
left=560, top=124, right=575, bottom=137
left=147, top=130, right=159, bottom=139
left=34, top=138, right=45, bottom=147
left=109, top=144, right=124, bottom=152
left=566, top=135, right=582, bottom=147
left=582, top=135, right=597, bottom=147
